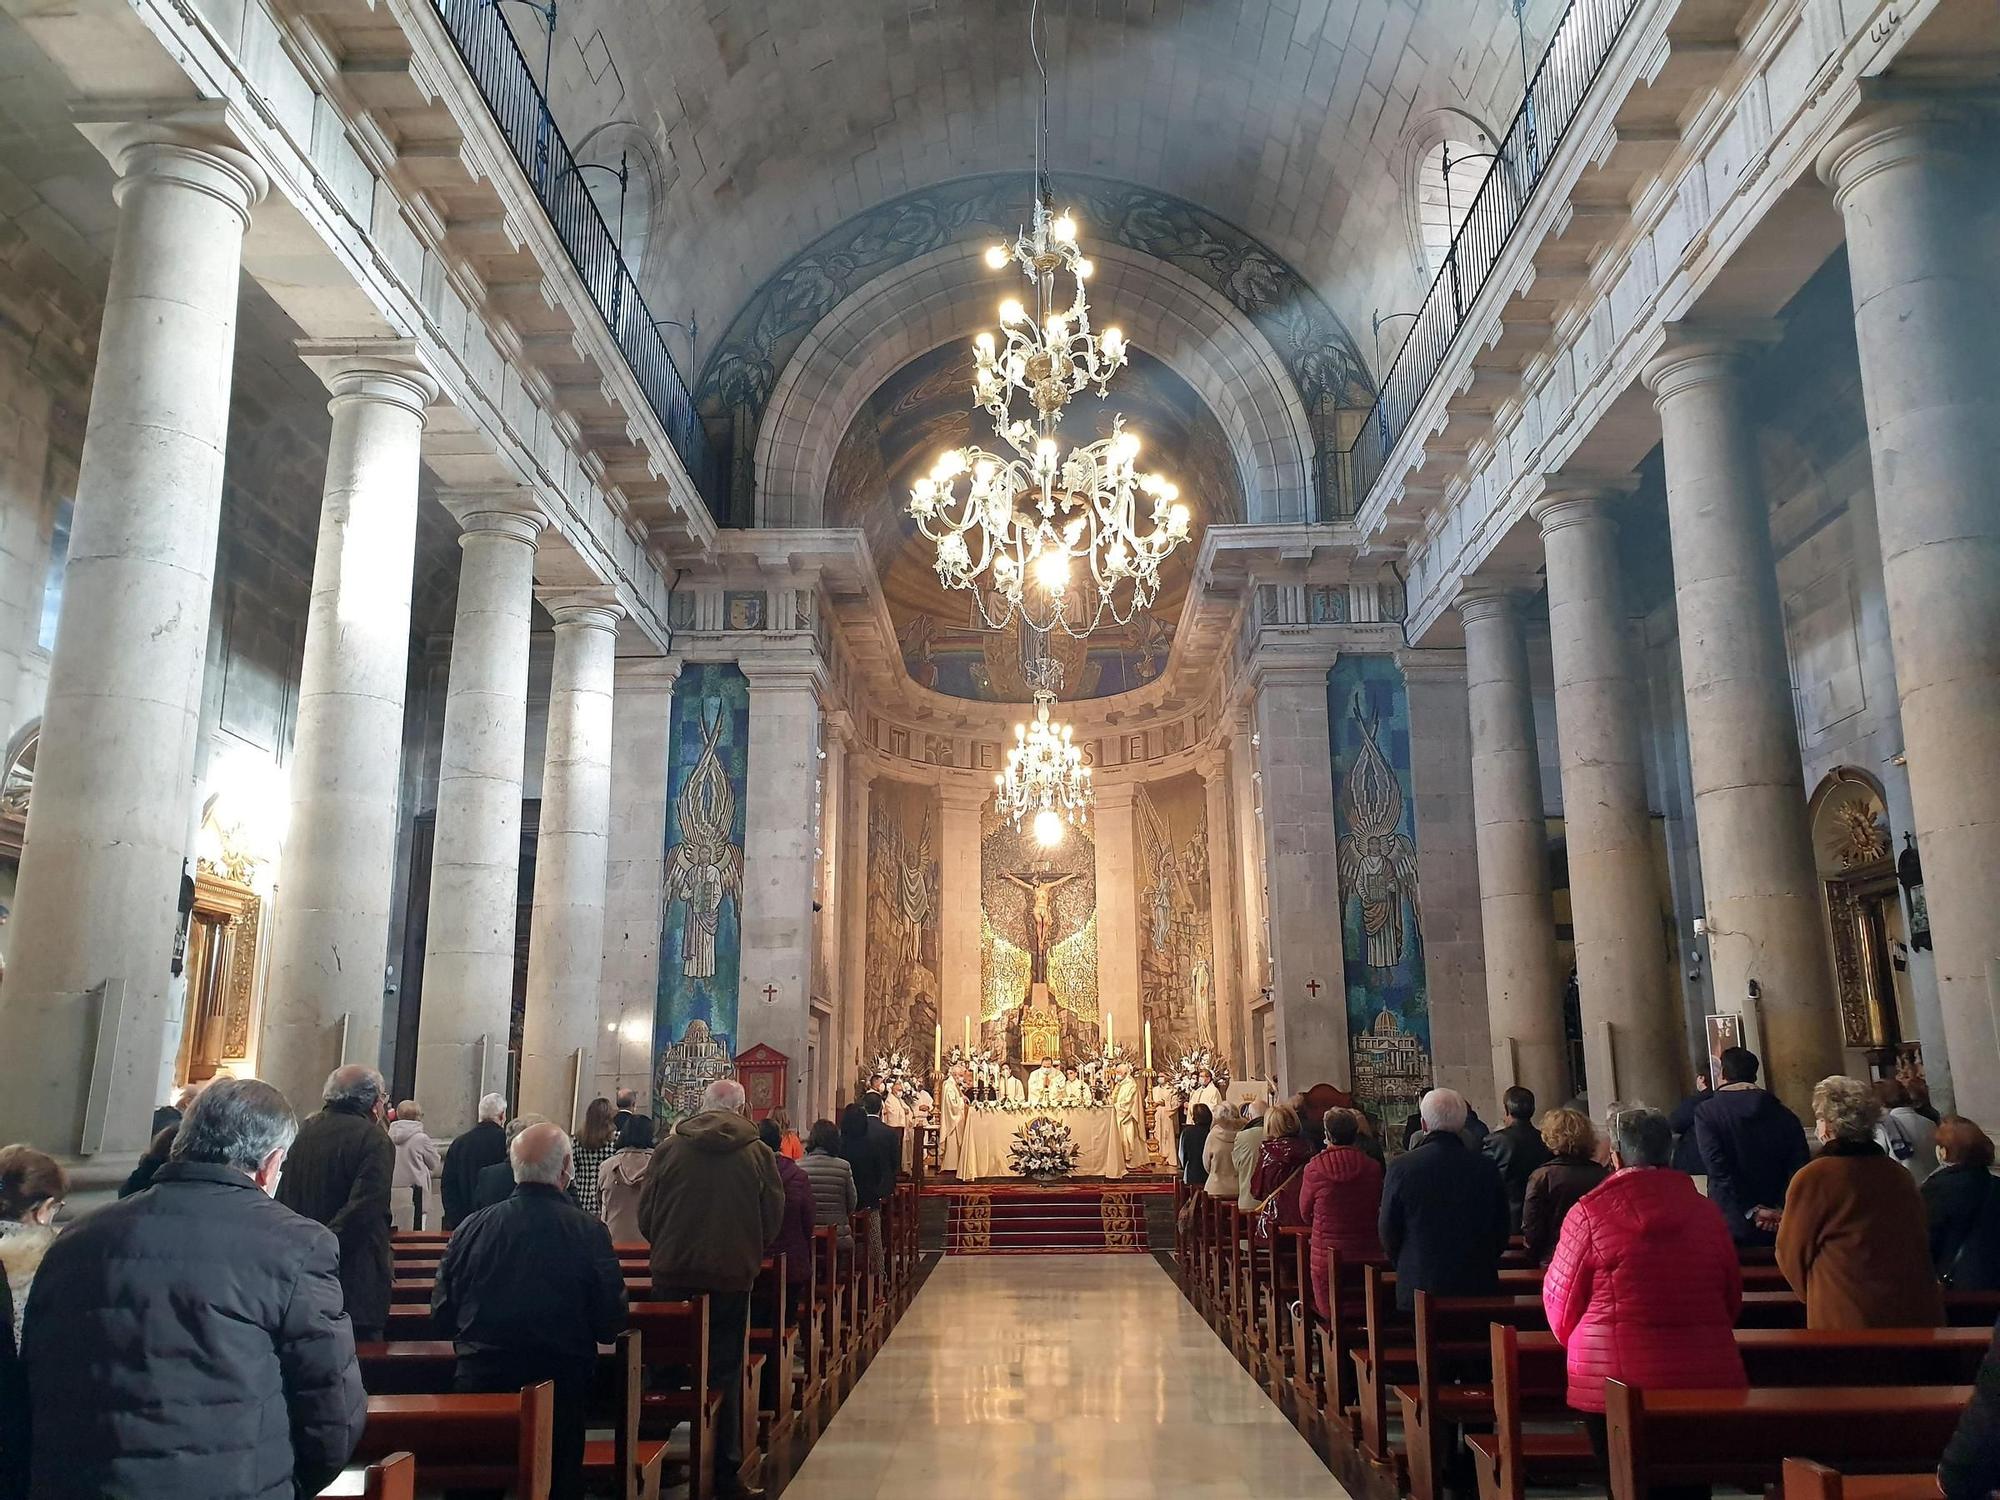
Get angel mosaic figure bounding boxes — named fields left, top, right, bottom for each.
left=664, top=706, right=744, bottom=979
left=1337, top=693, right=1422, bottom=971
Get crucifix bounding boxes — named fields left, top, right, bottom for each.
left=761, top=983, right=779, bottom=1004
left=1305, top=978, right=1321, bottom=998
left=1001, top=866, right=1081, bottom=985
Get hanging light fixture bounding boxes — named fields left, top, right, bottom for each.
left=994, top=653, right=1092, bottom=844
left=907, top=0, right=1194, bottom=640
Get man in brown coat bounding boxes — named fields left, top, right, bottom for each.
left=276, top=1065, right=395, bottom=1340
left=638, top=1078, right=782, bottom=1500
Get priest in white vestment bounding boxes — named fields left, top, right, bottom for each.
left=1027, top=1059, right=1063, bottom=1106
left=880, top=1086, right=910, bottom=1128
left=1112, top=1065, right=1144, bottom=1167
left=1188, top=1070, right=1225, bottom=1120
left=939, top=1068, right=969, bottom=1174
left=1151, top=1081, right=1182, bottom=1167
left=1061, top=1068, right=1091, bottom=1107
left=1002, top=1068, right=1026, bottom=1105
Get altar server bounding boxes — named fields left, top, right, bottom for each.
left=1062, top=1067, right=1091, bottom=1107
left=881, top=1086, right=910, bottom=1129
left=1002, top=1068, right=1027, bottom=1106
left=1152, top=1081, right=1182, bottom=1168
left=1189, top=1069, right=1225, bottom=1120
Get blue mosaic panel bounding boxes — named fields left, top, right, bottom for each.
left=1328, top=656, right=1434, bottom=1129
left=654, top=664, right=750, bottom=1110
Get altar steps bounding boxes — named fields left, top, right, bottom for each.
left=934, top=1183, right=1171, bottom=1255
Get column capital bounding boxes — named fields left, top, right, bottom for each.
left=1091, top=781, right=1138, bottom=813
left=1528, top=473, right=1638, bottom=537
left=536, top=585, right=624, bottom=634
left=1192, top=744, right=1229, bottom=780
left=737, top=650, right=826, bottom=697
left=296, top=339, right=440, bottom=421
left=1640, top=321, right=1782, bottom=404
left=1817, top=92, right=1996, bottom=206
left=1452, top=584, right=1525, bottom=627
left=938, top=779, right=990, bottom=815
left=439, top=488, right=546, bottom=546
left=79, top=109, right=268, bottom=226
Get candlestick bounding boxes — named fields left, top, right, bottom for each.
left=964, top=1014, right=972, bottom=1055
left=1106, top=1012, right=1113, bottom=1050
left=934, top=1022, right=942, bottom=1076
left=1143, top=1019, right=1153, bottom=1071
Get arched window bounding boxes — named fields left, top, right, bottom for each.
left=1412, top=136, right=1491, bottom=276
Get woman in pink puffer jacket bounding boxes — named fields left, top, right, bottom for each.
left=1543, top=1107, right=1745, bottom=1425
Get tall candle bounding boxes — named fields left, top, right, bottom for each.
left=1105, top=1012, right=1113, bottom=1050
left=1144, top=1019, right=1153, bottom=1071
left=964, top=1014, right=972, bottom=1054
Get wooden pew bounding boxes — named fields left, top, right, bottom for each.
left=351, top=1384, right=553, bottom=1498
left=629, top=1300, right=719, bottom=1500
left=748, top=1253, right=799, bottom=1460
left=1782, top=1457, right=1942, bottom=1500
left=1394, top=1291, right=1552, bottom=1500
left=1604, top=1380, right=1970, bottom=1500
left=317, top=1451, right=416, bottom=1499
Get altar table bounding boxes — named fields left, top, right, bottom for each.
left=956, top=1105, right=1130, bottom=1180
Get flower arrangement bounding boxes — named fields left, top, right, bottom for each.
left=1079, top=1041, right=1137, bottom=1104
left=944, top=1043, right=998, bottom=1073
left=1009, top=1115, right=1080, bottom=1179
left=1170, top=1048, right=1231, bottom=1100
left=865, top=1051, right=916, bottom=1096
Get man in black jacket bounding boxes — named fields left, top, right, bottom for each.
left=1379, top=1088, right=1511, bottom=1311
left=276, top=1064, right=395, bottom=1339
left=433, top=1122, right=627, bottom=1500
left=19, top=1079, right=365, bottom=1500
left=1483, top=1086, right=1553, bottom=1234
left=1693, top=1047, right=1810, bottom=1244
left=440, top=1090, right=509, bottom=1228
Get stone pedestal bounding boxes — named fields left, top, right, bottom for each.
left=0, top=126, right=266, bottom=1155
left=1456, top=589, right=1569, bottom=1113
left=1092, top=782, right=1143, bottom=1062
left=415, top=496, right=544, bottom=1136
left=1820, top=106, right=2000, bottom=1120
left=261, top=344, right=437, bottom=1115
left=1532, top=486, right=1682, bottom=1113
left=516, top=590, right=622, bottom=1128
left=1643, top=330, right=1843, bottom=1109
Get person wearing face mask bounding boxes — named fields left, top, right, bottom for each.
left=16, top=1079, right=365, bottom=1500
left=0, top=1145, right=66, bottom=1500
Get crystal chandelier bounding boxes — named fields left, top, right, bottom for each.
left=995, top=654, right=1092, bottom=847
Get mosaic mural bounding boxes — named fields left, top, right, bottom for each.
left=1134, top=773, right=1216, bottom=1068
left=654, top=663, right=750, bottom=1117
left=1329, top=656, right=1434, bottom=1131
left=862, top=779, right=942, bottom=1067
left=980, top=804, right=1100, bottom=1063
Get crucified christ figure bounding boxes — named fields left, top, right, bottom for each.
left=1002, top=868, right=1081, bottom=985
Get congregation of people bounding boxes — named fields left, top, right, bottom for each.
left=0, top=1065, right=919, bottom=1500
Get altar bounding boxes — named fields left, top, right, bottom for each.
left=955, top=1105, right=1130, bottom=1180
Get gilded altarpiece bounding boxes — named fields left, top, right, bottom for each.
left=1133, top=774, right=1216, bottom=1066
left=980, top=806, right=1100, bottom=1062
left=862, top=780, right=942, bottom=1066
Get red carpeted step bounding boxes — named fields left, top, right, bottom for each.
left=938, top=1182, right=1155, bottom=1255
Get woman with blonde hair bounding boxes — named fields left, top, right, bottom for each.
left=1249, top=1102, right=1313, bottom=1243
left=1777, top=1076, right=1943, bottom=1328
left=1522, top=1108, right=1611, bottom=1264
left=1203, top=1104, right=1243, bottom=1201
left=768, top=1107, right=803, bottom=1161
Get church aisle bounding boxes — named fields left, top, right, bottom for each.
left=781, top=1256, right=1346, bottom=1500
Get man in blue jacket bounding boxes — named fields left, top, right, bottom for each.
left=1693, top=1046, right=1810, bottom=1244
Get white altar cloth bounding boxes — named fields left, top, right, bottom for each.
left=957, top=1105, right=1129, bottom=1180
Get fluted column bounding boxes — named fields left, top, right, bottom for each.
left=1820, top=105, right=2000, bottom=1120
left=260, top=344, right=438, bottom=1114
left=517, top=589, right=623, bottom=1128
left=1532, top=485, right=1681, bottom=1112
left=415, top=495, right=544, bottom=1136
left=1456, top=587, right=1569, bottom=1112
left=1643, top=330, right=1844, bottom=1108
left=0, top=124, right=266, bottom=1155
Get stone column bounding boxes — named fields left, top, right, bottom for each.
left=1532, top=486, right=1682, bottom=1113
left=0, top=125, right=266, bottom=1155
left=1227, top=709, right=1271, bottom=1078
left=737, top=657, right=821, bottom=1122
left=1092, top=782, right=1144, bottom=1062
left=1820, top=106, right=2000, bottom=1121
left=516, top=589, right=622, bottom=1128
left=838, top=759, right=876, bottom=1098
left=1643, top=330, right=1844, bottom=1108
left=1197, top=748, right=1243, bottom=1073
left=415, top=495, right=544, bottom=1136
left=937, top=779, right=987, bottom=1058
left=1456, top=587, right=1569, bottom=1113
left=595, top=655, right=678, bottom=1104
left=1250, top=658, right=1349, bottom=1093
left=260, top=344, right=438, bottom=1114
left=812, top=717, right=849, bottom=1118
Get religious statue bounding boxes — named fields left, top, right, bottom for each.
left=1001, top=866, right=1081, bottom=986
left=663, top=708, right=744, bottom=979
left=1337, top=694, right=1422, bottom=971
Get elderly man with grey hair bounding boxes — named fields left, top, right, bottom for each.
left=432, top=1121, right=627, bottom=1500
left=21, top=1079, right=365, bottom=1499
left=440, top=1089, right=509, bottom=1229
left=276, top=1064, right=396, bottom=1340
left=1378, top=1087, right=1510, bottom=1311
left=639, top=1077, right=783, bottom=1499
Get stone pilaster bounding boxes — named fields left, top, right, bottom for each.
left=1532, top=484, right=1682, bottom=1113
left=1643, top=329, right=1843, bottom=1109
left=937, top=779, right=987, bottom=1063
left=1820, top=104, right=2000, bottom=1120
left=1226, top=709, right=1271, bottom=1079
left=415, top=495, right=544, bottom=1136
left=0, top=124, right=267, bottom=1155
left=1196, top=747, right=1243, bottom=1076
left=1456, top=587, right=1569, bottom=1113
left=516, top=589, right=623, bottom=1128
left=838, top=757, right=876, bottom=1099
left=261, top=343, right=438, bottom=1116
left=1092, top=781, right=1144, bottom=1063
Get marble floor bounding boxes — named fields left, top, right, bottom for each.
left=780, top=1256, right=1347, bottom=1499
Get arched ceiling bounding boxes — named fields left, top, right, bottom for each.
left=828, top=343, right=1241, bottom=703
left=531, top=0, right=1550, bottom=381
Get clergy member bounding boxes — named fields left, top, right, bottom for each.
left=1151, top=1079, right=1182, bottom=1167
left=1027, top=1057, right=1063, bottom=1106
left=1061, top=1067, right=1090, bottom=1107
left=880, top=1085, right=910, bottom=1129
left=1002, top=1067, right=1026, bottom=1105
left=1113, top=1065, right=1144, bottom=1168
left=1189, top=1069, right=1224, bottom=1119
left=940, top=1066, right=969, bottom=1174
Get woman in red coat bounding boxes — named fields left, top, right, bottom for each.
left=1543, top=1107, right=1744, bottom=1459
left=1299, top=1108, right=1385, bottom=1323
left=1249, top=1102, right=1316, bottom=1244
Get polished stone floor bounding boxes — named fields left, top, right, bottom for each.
left=781, top=1255, right=1346, bottom=1499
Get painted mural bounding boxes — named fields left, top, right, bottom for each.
left=862, top=779, right=942, bottom=1069
left=654, top=663, right=750, bottom=1119
left=1329, top=656, right=1433, bottom=1132
left=1135, top=774, right=1216, bottom=1068
left=980, top=804, right=1100, bottom=1063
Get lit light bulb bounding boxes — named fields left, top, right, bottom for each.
left=1076, top=258, right=1093, bottom=280
left=1169, top=502, right=1190, bottom=535
left=1033, top=807, right=1066, bottom=848
left=1000, top=298, right=1026, bottom=325
left=1035, top=437, right=1058, bottom=466
left=1102, top=326, right=1124, bottom=353
left=1052, top=214, right=1077, bottom=244
left=1034, top=549, right=1071, bottom=592
left=975, top=331, right=995, bottom=357
left=1115, top=430, right=1142, bottom=461
left=985, top=243, right=1011, bottom=270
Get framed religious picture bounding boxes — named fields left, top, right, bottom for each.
left=1704, top=1013, right=1744, bottom=1088
left=735, top=1044, right=789, bottom=1120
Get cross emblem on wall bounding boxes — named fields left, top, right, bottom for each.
left=1305, top=978, right=1321, bottom=998
left=762, top=984, right=779, bottom=1004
